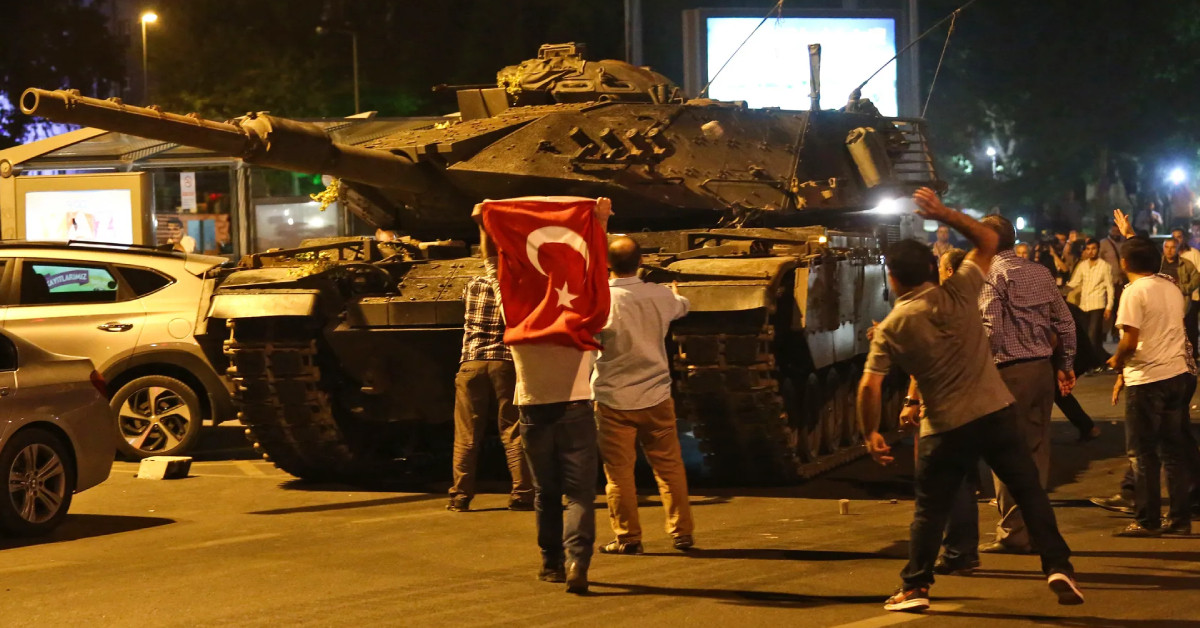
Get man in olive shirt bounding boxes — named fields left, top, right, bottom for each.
left=858, top=188, right=1083, bottom=612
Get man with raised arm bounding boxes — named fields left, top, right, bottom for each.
left=859, top=188, right=1083, bottom=613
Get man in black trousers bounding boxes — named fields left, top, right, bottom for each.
left=859, top=187, right=1084, bottom=612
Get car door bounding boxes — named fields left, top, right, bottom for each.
left=3, top=258, right=145, bottom=375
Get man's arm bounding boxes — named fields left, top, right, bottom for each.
left=912, top=187, right=999, bottom=274
left=856, top=371, right=893, bottom=465
left=1107, top=326, right=1139, bottom=370
left=1183, top=260, right=1200, bottom=295
left=1066, top=265, right=1083, bottom=290
left=1103, top=266, right=1115, bottom=314
left=472, top=202, right=496, bottom=261
left=1048, top=293, right=1077, bottom=391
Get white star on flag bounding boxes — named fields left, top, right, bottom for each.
left=554, top=281, right=579, bottom=310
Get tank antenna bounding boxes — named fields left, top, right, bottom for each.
left=848, top=0, right=981, bottom=109
left=698, top=0, right=785, bottom=98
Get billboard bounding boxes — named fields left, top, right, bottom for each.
left=12, top=172, right=153, bottom=244
left=683, top=9, right=910, bottom=116
left=23, top=189, right=136, bottom=243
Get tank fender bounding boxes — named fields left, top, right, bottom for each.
left=795, top=255, right=885, bottom=371
left=209, top=290, right=320, bottom=319
left=665, top=257, right=798, bottom=313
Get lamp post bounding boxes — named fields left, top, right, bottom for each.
left=986, top=146, right=997, bottom=179
left=140, top=11, right=158, bottom=103
left=316, top=26, right=359, bottom=114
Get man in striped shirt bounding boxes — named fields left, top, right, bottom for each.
left=1066, top=239, right=1115, bottom=359
left=977, top=214, right=1077, bottom=555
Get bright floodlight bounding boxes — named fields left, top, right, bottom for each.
left=141, top=11, right=158, bottom=23
left=1015, top=216, right=1027, bottom=230
left=986, top=146, right=997, bottom=157
left=1169, top=168, right=1186, bottom=185
left=871, top=198, right=898, bottom=214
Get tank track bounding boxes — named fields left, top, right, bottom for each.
left=224, top=316, right=392, bottom=482
left=673, top=313, right=900, bottom=484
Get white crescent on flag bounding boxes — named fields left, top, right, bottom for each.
left=524, top=226, right=590, bottom=276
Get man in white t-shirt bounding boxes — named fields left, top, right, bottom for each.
left=1108, top=236, right=1193, bottom=537
left=474, top=198, right=611, bottom=595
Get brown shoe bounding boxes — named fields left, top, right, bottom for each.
left=978, top=540, right=1032, bottom=554
left=565, top=562, right=588, bottom=594
left=1114, top=523, right=1163, bottom=537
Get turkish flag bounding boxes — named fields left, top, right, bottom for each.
left=482, top=196, right=610, bottom=350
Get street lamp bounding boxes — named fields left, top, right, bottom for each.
left=140, top=11, right=158, bottom=103
left=986, top=146, right=997, bottom=179
left=316, top=25, right=359, bottom=114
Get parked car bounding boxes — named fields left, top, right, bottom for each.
left=0, top=328, right=113, bottom=536
left=0, top=241, right=233, bottom=459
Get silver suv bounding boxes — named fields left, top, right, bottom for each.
left=0, top=242, right=232, bottom=459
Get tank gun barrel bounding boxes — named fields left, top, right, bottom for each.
left=20, top=88, right=430, bottom=192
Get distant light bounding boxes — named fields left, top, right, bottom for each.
left=986, top=146, right=997, bottom=157
left=1016, top=216, right=1027, bottom=230
left=870, top=198, right=899, bottom=215
left=309, top=217, right=325, bottom=228
left=287, top=218, right=294, bottom=226
left=140, top=11, right=158, bottom=24
left=1169, top=168, right=1186, bottom=185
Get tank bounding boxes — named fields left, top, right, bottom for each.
left=21, top=43, right=941, bottom=484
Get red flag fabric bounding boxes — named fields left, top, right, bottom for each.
left=482, top=196, right=610, bottom=350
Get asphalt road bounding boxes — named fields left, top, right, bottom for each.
left=2, top=373, right=1198, bottom=627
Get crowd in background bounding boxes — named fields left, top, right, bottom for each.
left=931, top=205, right=1200, bottom=366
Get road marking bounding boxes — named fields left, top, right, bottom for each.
left=170, top=533, right=280, bottom=551
left=829, top=604, right=963, bottom=628
left=235, top=460, right=268, bottom=476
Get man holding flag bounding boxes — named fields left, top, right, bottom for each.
left=475, top=196, right=612, bottom=595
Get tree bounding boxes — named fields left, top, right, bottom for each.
left=0, top=1, right=123, bottom=148
left=920, top=0, right=1200, bottom=230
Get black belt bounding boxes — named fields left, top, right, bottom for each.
left=996, top=356, right=1050, bottom=369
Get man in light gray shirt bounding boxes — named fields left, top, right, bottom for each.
left=592, top=236, right=694, bottom=555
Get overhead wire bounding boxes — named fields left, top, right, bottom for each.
left=698, top=0, right=785, bottom=98
left=922, top=9, right=960, bottom=117
left=851, top=0, right=981, bottom=104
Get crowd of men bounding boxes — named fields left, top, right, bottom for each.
left=433, top=190, right=1195, bottom=613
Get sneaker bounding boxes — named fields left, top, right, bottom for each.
left=883, top=586, right=930, bottom=612
left=672, top=535, right=695, bottom=551
left=1089, top=494, right=1134, bottom=515
left=1047, top=572, right=1084, bottom=605
left=446, top=495, right=471, bottom=512
left=1114, top=522, right=1163, bottom=537
left=508, top=497, right=534, bottom=511
left=538, top=565, right=566, bottom=583
left=599, top=539, right=644, bottom=555
left=933, top=555, right=980, bottom=575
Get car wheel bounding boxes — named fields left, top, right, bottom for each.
left=0, top=428, right=76, bottom=536
left=111, top=375, right=203, bottom=459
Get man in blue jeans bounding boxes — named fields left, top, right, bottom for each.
left=859, top=188, right=1084, bottom=612
left=474, top=198, right=612, bottom=594
left=1107, top=235, right=1194, bottom=537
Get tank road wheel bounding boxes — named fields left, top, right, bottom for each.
left=841, top=363, right=864, bottom=447
left=672, top=312, right=800, bottom=484
left=797, top=373, right=824, bottom=463
left=225, top=316, right=400, bottom=483
left=821, top=369, right=845, bottom=455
